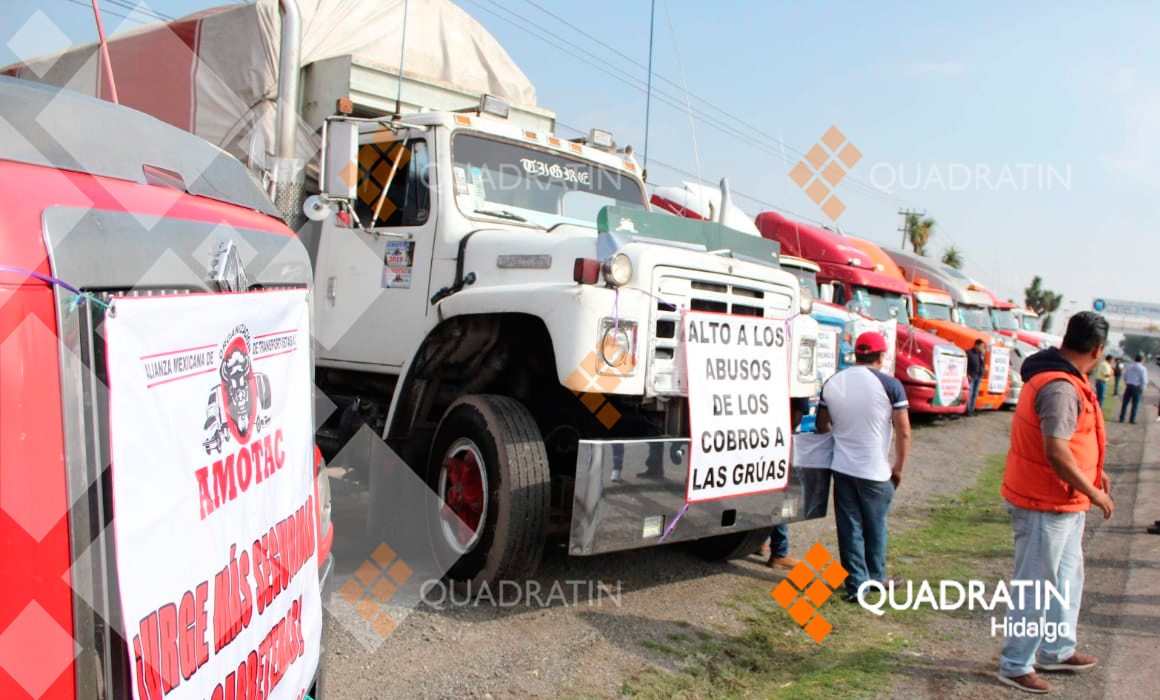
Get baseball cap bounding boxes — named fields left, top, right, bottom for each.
left=854, top=331, right=888, bottom=354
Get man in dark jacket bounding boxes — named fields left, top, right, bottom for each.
left=966, top=339, right=986, bottom=416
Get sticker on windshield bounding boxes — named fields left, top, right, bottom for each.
left=520, top=157, right=592, bottom=185
left=468, top=167, right=486, bottom=206
left=453, top=166, right=469, bottom=195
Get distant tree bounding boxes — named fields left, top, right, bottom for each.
left=1120, top=335, right=1160, bottom=359
left=941, top=246, right=963, bottom=269
left=1024, top=276, right=1063, bottom=332
left=906, top=213, right=936, bottom=256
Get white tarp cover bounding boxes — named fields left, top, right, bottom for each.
left=5, top=0, right=536, bottom=162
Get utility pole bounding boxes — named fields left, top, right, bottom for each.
left=897, top=207, right=926, bottom=250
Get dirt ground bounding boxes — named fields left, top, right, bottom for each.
left=885, top=389, right=1160, bottom=700
left=320, top=408, right=1019, bottom=700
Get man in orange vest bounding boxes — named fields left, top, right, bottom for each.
left=997, top=312, right=1112, bottom=694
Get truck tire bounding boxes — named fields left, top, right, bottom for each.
left=688, top=528, right=770, bottom=561
left=425, top=395, right=550, bottom=588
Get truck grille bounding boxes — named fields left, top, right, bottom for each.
left=649, top=268, right=794, bottom=396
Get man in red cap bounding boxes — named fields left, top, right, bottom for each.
left=816, top=331, right=912, bottom=602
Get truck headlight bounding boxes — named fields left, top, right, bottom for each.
left=602, top=253, right=633, bottom=287
left=798, top=340, right=815, bottom=379
left=906, top=365, right=937, bottom=384
left=799, top=284, right=814, bottom=315
left=599, top=318, right=637, bottom=372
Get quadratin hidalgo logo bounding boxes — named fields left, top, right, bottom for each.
left=203, top=324, right=273, bottom=454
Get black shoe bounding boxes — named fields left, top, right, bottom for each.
left=1147, top=525, right=1160, bottom=535
left=844, top=593, right=859, bottom=604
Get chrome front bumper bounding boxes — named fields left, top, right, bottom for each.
left=568, top=438, right=811, bottom=556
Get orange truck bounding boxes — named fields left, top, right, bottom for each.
left=879, top=247, right=1011, bottom=410
left=847, top=238, right=1008, bottom=412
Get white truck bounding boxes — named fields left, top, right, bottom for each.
left=307, top=89, right=820, bottom=585
left=10, top=0, right=820, bottom=586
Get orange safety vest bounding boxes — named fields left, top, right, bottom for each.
left=1001, top=370, right=1105, bottom=512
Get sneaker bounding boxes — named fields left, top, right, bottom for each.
left=997, top=672, right=1052, bottom=694
left=767, top=555, right=800, bottom=569
left=1038, top=652, right=1098, bottom=672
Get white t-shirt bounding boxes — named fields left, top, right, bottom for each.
left=820, top=365, right=908, bottom=482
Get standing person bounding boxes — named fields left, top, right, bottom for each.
left=997, top=312, right=1112, bottom=694
left=1093, top=354, right=1113, bottom=408
left=1119, top=354, right=1148, bottom=424
left=815, top=332, right=911, bottom=603
left=966, top=339, right=987, bottom=416
left=1112, top=358, right=1123, bottom=396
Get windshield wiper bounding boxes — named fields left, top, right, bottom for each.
left=474, top=207, right=532, bottom=223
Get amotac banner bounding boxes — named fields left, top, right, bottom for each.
left=105, top=290, right=320, bottom=700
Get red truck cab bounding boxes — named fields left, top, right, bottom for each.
left=755, top=211, right=965, bottom=415
left=0, top=77, right=331, bottom=700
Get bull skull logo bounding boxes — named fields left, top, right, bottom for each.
left=203, top=326, right=272, bottom=454
left=221, top=342, right=255, bottom=439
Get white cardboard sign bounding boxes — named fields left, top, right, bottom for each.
left=987, top=346, right=1012, bottom=394
left=682, top=312, right=792, bottom=502
left=853, top=318, right=898, bottom=374
left=106, top=290, right=320, bottom=700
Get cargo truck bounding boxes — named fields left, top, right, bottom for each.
left=884, top=248, right=1011, bottom=410
left=754, top=211, right=965, bottom=415
left=7, top=1, right=821, bottom=586
left=0, top=77, right=332, bottom=700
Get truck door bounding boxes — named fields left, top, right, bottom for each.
left=314, top=130, right=436, bottom=368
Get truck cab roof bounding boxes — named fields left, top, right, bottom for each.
left=755, top=211, right=909, bottom=295
left=0, top=76, right=280, bottom=219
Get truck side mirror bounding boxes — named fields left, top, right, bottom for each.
left=323, top=120, right=360, bottom=200
left=819, top=283, right=835, bottom=303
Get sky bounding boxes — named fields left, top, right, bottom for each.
left=2, top=0, right=1158, bottom=332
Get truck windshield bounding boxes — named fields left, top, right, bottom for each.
left=852, top=286, right=909, bottom=323
left=786, top=268, right=820, bottom=298
left=1020, top=314, right=1040, bottom=332
left=916, top=300, right=953, bottom=321
left=991, top=308, right=1019, bottom=331
left=452, top=133, right=646, bottom=228
left=958, top=305, right=993, bottom=331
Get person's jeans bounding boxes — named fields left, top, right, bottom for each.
left=768, top=523, right=789, bottom=559
left=999, top=504, right=1085, bottom=678
left=801, top=468, right=832, bottom=519
left=1094, top=380, right=1106, bottom=408
left=967, top=375, right=983, bottom=415
left=1120, top=384, right=1142, bottom=423
left=832, top=472, right=895, bottom=598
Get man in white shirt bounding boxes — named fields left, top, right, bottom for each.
left=816, top=331, right=912, bottom=602
left=1119, top=354, right=1148, bottom=424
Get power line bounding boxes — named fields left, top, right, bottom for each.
left=518, top=0, right=897, bottom=204
left=56, top=0, right=151, bottom=27
left=466, top=0, right=896, bottom=205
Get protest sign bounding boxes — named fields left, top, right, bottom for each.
left=987, top=346, right=1012, bottom=394
left=106, top=290, right=319, bottom=700
left=853, top=318, right=898, bottom=374
left=933, top=346, right=967, bottom=407
left=682, top=312, right=792, bottom=502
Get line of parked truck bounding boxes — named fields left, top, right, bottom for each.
left=0, top=2, right=1064, bottom=698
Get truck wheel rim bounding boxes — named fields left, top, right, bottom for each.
left=438, top=438, right=488, bottom=555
